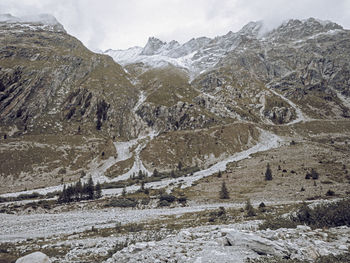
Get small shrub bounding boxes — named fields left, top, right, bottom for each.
left=159, top=200, right=170, bottom=207
left=245, top=199, right=256, bottom=217
left=159, top=194, right=176, bottom=203
left=141, top=198, right=150, bottom=205
left=326, top=189, right=335, bottom=196
left=259, top=202, right=266, bottom=208
left=125, top=223, right=144, bottom=232
left=177, top=196, right=187, bottom=204
left=259, top=216, right=298, bottom=230
left=311, top=169, right=319, bottom=180
left=106, top=198, right=137, bottom=208
left=208, top=207, right=226, bottom=222
left=58, top=168, right=66, bottom=174
left=259, top=199, right=350, bottom=230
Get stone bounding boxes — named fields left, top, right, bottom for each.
left=15, top=252, right=51, bottom=263
left=225, top=229, right=289, bottom=257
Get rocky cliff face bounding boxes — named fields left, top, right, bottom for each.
left=0, top=15, right=140, bottom=139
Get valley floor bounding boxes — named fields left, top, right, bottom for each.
left=1, top=120, right=350, bottom=262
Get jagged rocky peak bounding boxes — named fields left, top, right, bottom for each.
left=167, top=37, right=211, bottom=58
left=238, top=21, right=264, bottom=37
left=266, top=17, right=343, bottom=41
left=141, top=37, right=167, bottom=55
left=0, top=13, right=66, bottom=33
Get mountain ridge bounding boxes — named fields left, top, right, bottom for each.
left=104, top=17, right=345, bottom=77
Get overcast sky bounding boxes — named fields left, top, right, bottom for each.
left=1, top=0, right=349, bottom=51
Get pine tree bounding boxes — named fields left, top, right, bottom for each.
left=86, top=176, right=95, bottom=200
left=217, top=170, right=222, bottom=178
left=138, top=170, right=144, bottom=180
left=122, top=186, right=127, bottom=197
left=66, top=184, right=74, bottom=202
left=153, top=168, right=159, bottom=177
left=265, top=163, right=273, bottom=181
left=59, top=184, right=67, bottom=203
left=170, top=170, right=176, bottom=178
left=219, top=181, right=229, bottom=199
left=75, top=179, right=83, bottom=201
left=140, top=181, right=145, bottom=192
left=95, top=181, right=102, bottom=199
left=177, top=161, right=183, bottom=171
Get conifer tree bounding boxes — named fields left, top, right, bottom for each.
left=219, top=181, right=229, bottom=199
left=59, top=184, right=68, bottom=203
left=140, top=181, right=145, bottom=192
left=86, top=176, right=95, bottom=200
left=95, top=181, right=102, bottom=199
left=265, top=163, right=273, bottom=181
left=75, top=179, right=83, bottom=201
left=153, top=168, right=159, bottom=177
left=178, top=161, right=183, bottom=171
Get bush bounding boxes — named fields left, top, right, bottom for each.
left=259, top=216, right=298, bottom=230
left=159, top=200, right=170, bottom=207
left=245, top=199, right=256, bottom=217
left=106, top=198, right=137, bottom=208
left=260, top=199, right=350, bottom=230
left=141, top=198, right=150, bottom=205
left=258, top=202, right=267, bottom=212
left=177, top=196, right=187, bottom=204
left=159, top=194, right=176, bottom=203
left=208, top=207, right=226, bottom=222
left=326, top=189, right=335, bottom=196
left=311, top=169, right=319, bottom=180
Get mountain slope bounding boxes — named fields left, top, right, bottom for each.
left=0, top=14, right=140, bottom=138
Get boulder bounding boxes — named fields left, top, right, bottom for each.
left=16, top=252, right=51, bottom=263
left=224, top=229, right=289, bottom=257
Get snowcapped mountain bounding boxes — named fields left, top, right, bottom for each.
left=104, top=18, right=344, bottom=77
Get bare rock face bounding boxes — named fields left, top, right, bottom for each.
left=15, top=252, right=50, bottom=263
left=264, top=106, right=294, bottom=124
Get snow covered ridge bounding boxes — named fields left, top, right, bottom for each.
left=0, top=13, right=66, bottom=33
left=104, top=17, right=343, bottom=76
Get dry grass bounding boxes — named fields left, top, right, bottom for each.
left=141, top=123, right=260, bottom=171
left=185, top=139, right=350, bottom=203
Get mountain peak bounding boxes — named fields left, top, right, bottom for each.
left=266, top=17, right=343, bottom=42
left=0, top=13, right=66, bottom=32
left=141, top=37, right=166, bottom=55
left=238, top=21, right=264, bottom=36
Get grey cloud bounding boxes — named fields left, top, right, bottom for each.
left=0, top=0, right=349, bottom=51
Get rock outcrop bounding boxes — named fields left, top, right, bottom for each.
left=16, top=252, right=50, bottom=263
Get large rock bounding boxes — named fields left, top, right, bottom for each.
left=223, top=229, right=290, bottom=258
left=15, top=252, right=51, bottom=263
